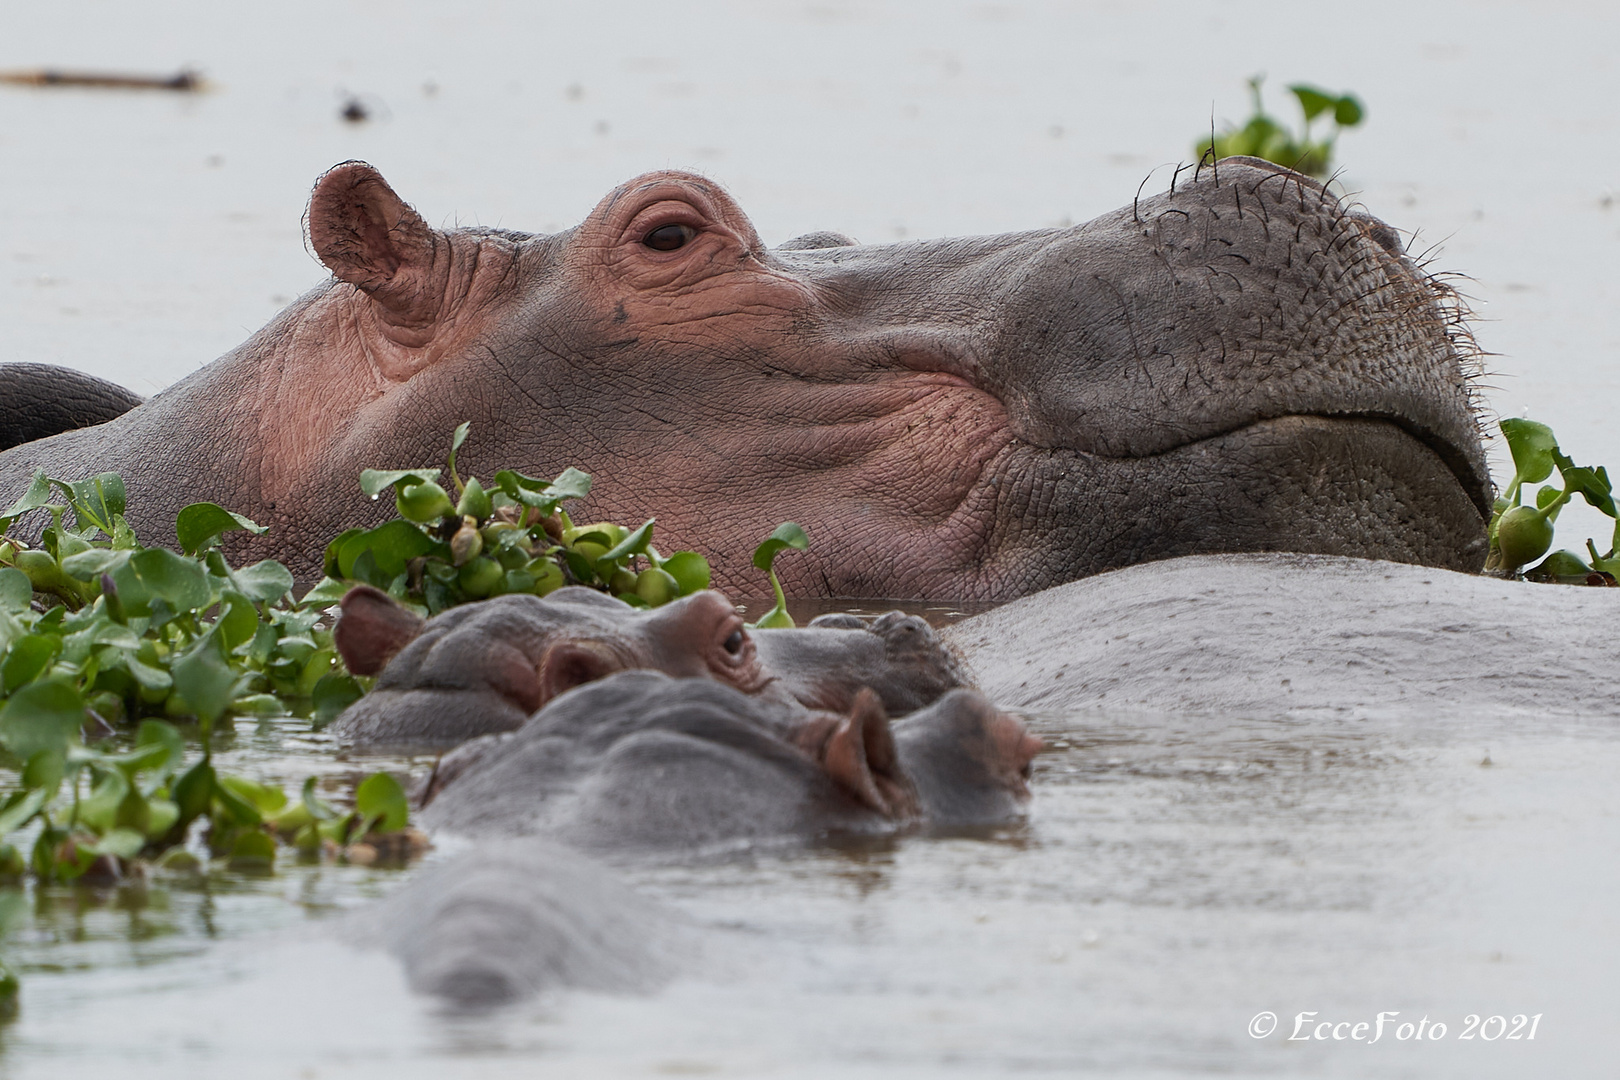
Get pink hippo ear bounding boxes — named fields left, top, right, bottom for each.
left=334, top=585, right=426, bottom=676
left=307, top=161, right=442, bottom=325
left=813, top=689, right=920, bottom=819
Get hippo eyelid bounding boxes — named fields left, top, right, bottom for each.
left=642, top=223, right=695, bottom=251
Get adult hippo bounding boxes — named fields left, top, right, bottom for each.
left=0, top=364, right=144, bottom=451
left=0, top=157, right=1490, bottom=599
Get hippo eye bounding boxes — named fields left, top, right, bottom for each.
left=643, top=223, right=695, bottom=251
left=723, top=629, right=744, bottom=655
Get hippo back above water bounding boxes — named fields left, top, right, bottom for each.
left=0, top=157, right=1490, bottom=599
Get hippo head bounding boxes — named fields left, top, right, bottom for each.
left=42, top=156, right=1486, bottom=600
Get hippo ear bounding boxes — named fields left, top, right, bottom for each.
left=307, top=161, right=441, bottom=321
left=334, top=585, right=426, bottom=676
left=817, top=689, right=919, bottom=819
left=537, top=641, right=622, bottom=704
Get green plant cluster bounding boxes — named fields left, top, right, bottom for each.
left=1196, top=76, right=1364, bottom=179
left=0, top=472, right=364, bottom=727
left=1488, top=419, right=1619, bottom=583
left=299, top=424, right=717, bottom=615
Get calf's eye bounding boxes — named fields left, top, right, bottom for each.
left=723, top=629, right=744, bottom=655
left=643, top=223, right=695, bottom=251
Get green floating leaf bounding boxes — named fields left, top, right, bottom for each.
left=337, top=520, right=441, bottom=581
left=601, top=518, right=655, bottom=564
left=751, top=522, right=810, bottom=572
left=0, top=568, right=32, bottom=613
left=0, top=680, right=86, bottom=760
left=1288, top=84, right=1337, bottom=122
left=547, top=467, right=592, bottom=503
left=359, top=468, right=440, bottom=499
left=171, top=759, right=216, bottom=832
left=118, top=548, right=212, bottom=615
left=1500, top=418, right=1558, bottom=486
left=1334, top=95, right=1364, bottom=127
left=171, top=642, right=235, bottom=725
left=311, top=672, right=365, bottom=727
left=231, top=559, right=295, bottom=603
left=1560, top=464, right=1617, bottom=518
left=135, top=719, right=186, bottom=781
left=218, top=776, right=288, bottom=817
left=0, top=789, right=47, bottom=836
left=227, top=829, right=276, bottom=866
left=297, top=576, right=351, bottom=609
left=355, top=772, right=409, bottom=835
left=2, top=471, right=53, bottom=519
left=90, top=828, right=146, bottom=861
left=59, top=547, right=131, bottom=581
left=176, top=502, right=266, bottom=554
left=67, top=473, right=126, bottom=533
left=1, top=633, right=63, bottom=693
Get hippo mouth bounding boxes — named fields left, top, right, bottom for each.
left=1121, top=411, right=1494, bottom=522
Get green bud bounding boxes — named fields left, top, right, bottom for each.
left=754, top=608, right=796, bottom=630
left=1496, top=505, right=1554, bottom=570
left=0, top=541, right=15, bottom=563
left=635, top=567, right=680, bottom=606
left=530, top=558, right=565, bottom=596
left=497, top=543, right=530, bottom=571
left=458, top=556, right=503, bottom=598
left=396, top=480, right=455, bottom=524
left=456, top=476, right=493, bottom=520
left=572, top=541, right=608, bottom=565
left=610, top=568, right=639, bottom=595
left=494, top=568, right=535, bottom=596
left=450, top=517, right=483, bottom=566
left=481, top=521, right=521, bottom=547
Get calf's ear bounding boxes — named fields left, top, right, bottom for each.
left=819, top=689, right=919, bottom=819
left=307, top=161, right=441, bottom=324
left=334, top=585, right=426, bottom=676
left=538, top=641, right=623, bottom=704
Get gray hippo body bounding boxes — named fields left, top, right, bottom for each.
left=1, top=158, right=1489, bottom=599
left=353, top=668, right=1035, bottom=1008
left=942, top=553, right=1619, bottom=720
left=0, top=363, right=144, bottom=451
left=351, top=555, right=1613, bottom=1009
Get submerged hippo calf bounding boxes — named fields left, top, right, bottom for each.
left=331, top=584, right=965, bottom=748
left=1, top=157, right=1489, bottom=599
left=418, top=671, right=1040, bottom=849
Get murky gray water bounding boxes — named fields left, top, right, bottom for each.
left=2, top=1, right=1618, bottom=1075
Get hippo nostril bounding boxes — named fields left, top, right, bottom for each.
left=643, top=223, right=694, bottom=251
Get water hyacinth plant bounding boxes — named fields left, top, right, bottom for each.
left=1487, top=418, right=1619, bottom=583
left=300, top=423, right=717, bottom=615
left=1196, top=75, right=1364, bottom=179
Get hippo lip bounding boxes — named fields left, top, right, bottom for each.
left=1095, top=411, right=1494, bottom=521
left=887, top=346, right=1493, bottom=521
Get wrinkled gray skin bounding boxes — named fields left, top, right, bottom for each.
left=942, top=552, right=1620, bottom=720
left=0, top=363, right=143, bottom=451
left=417, top=670, right=1036, bottom=848
left=0, top=157, right=1490, bottom=599
left=331, top=584, right=965, bottom=749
